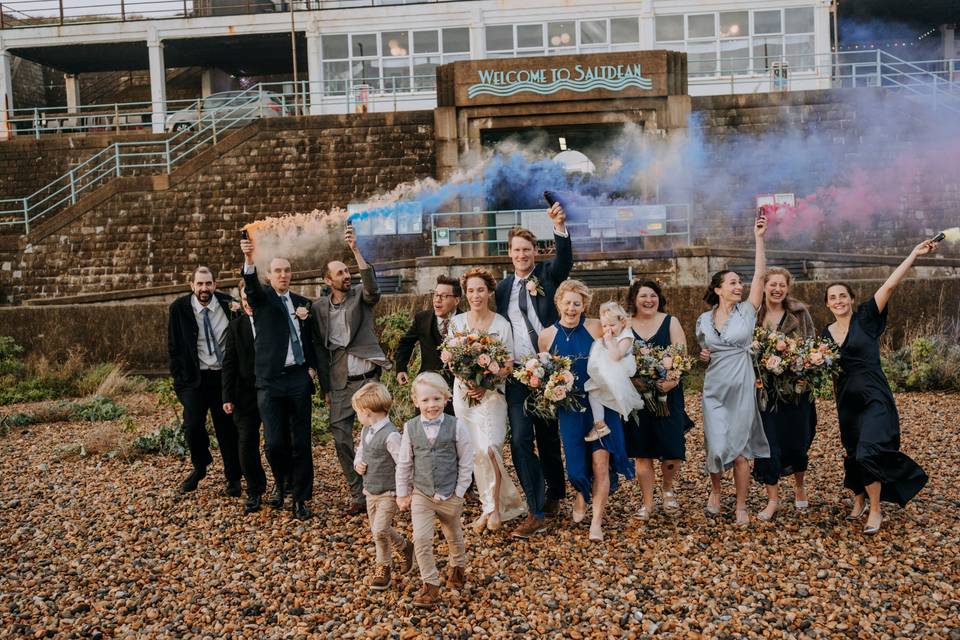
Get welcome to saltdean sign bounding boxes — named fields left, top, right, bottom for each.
left=467, top=63, right=653, bottom=98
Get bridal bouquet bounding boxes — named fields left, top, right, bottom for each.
left=439, top=329, right=512, bottom=406
left=632, top=343, right=694, bottom=416
left=753, top=328, right=841, bottom=409
left=512, top=352, right=583, bottom=419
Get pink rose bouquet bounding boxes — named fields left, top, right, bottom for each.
left=512, top=351, right=582, bottom=419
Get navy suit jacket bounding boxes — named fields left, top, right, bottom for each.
left=242, top=267, right=317, bottom=386
left=494, top=231, right=573, bottom=328
left=167, top=290, right=236, bottom=391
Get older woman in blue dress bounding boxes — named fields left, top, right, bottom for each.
left=696, top=213, right=770, bottom=526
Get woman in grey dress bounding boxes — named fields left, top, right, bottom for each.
left=695, top=212, right=770, bottom=526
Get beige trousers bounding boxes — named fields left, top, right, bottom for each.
left=410, top=491, right=465, bottom=586
left=366, top=493, right=407, bottom=566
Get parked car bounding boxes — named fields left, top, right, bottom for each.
left=165, top=90, right=288, bottom=132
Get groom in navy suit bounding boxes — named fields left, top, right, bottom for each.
left=494, top=203, right=572, bottom=539
left=240, top=238, right=318, bottom=520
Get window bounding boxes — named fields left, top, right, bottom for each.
left=322, top=61, right=350, bottom=95
left=351, top=33, right=378, bottom=58
left=517, top=24, right=543, bottom=49
left=720, top=38, right=750, bottom=75
left=580, top=20, right=607, bottom=46
left=382, top=31, right=409, bottom=57
left=719, top=11, right=748, bottom=38
left=611, top=18, right=639, bottom=44
left=322, top=34, right=348, bottom=60
left=547, top=21, right=577, bottom=49
left=413, top=56, right=439, bottom=90
left=785, top=7, right=814, bottom=34
left=753, top=35, right=783, bottom=73
left=754, top=10, right=781, bottom=35
left=442, top=28, right=470, bottom=53
left=655, top=15, right=683, bottom=42
left=688, top=41, right=717, bottom=77
left=352, top=59, right=380, bottom=90
left=687, top=14, right=715, bottom=39
left=413, top=30, right=438, bottom=54
left=485, top=25, right=514, bottom=52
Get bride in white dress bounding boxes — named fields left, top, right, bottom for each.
left=449, top=268, right=527, bottom=533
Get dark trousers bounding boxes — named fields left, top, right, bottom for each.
left=506, top=380, right=566, bottom=519
left=232, top=394, right=268, bottom=497
left=177, top=370, right=241, bottom=482
left=257, top=366, right=314, bottom=502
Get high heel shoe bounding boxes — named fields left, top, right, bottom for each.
left=637, top=505, right=655, bottom=521
left=470, top=513, right=489, bottom=534
left=863, top=513, right=882, bottom=535
left=735, top=508, right=750, bottom=527
left=756, top=501, right=779, bottom=522
left=846, top=502, right=868, bottom=521
left=486, top=510, right=502, bottom=531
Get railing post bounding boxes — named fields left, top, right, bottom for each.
left=33, top=109, right=39, bottom=140
left=165, top=138, right=171, bottom=174
left=114, top=145, right=121, bottom=177
left=22, top=198, right=29, bottom=235
left=876, top=49, right=882, bottom=85
left=69, top=169, right=76, bottom=205
left=114, top=103, right=120, bottom=133
left=120, top=0, right=125, bottom=21
left=58, top=0, right=64, bottom=25
left=212, top=114, right=217, bottom=145
left=259, top=84, right=264, bottom=119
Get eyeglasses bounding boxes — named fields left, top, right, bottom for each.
left=432, top=293, right=457, bottom=300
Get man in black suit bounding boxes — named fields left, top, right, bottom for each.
left=394, top=274, right=460, bottom=414
left=222, top=287, right=269, bottom=514
left=167, top=266, right=242, bottom=496
left=494, top=203, right=572, bottom=539
left=240, top=239, right=318, bottom=520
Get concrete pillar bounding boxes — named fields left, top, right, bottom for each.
left=0, top=49, right=14, bottom=141
left=814, top=0, right=832, bottom=87
left=147, top=31, right=167, bottom=134
left=638, top=0, right=654, bottom=50
left=306, top=25, right=322, bottom=116
left=941, top=24, right=957, bottom=61
left=469, top=8, right=484, bottom=59
left=65, top=74, right=81, bottom=112
left=201, top=69, right=214, bottom=97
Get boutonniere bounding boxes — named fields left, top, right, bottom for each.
left=525, top=276, right=544, bottom=297
left=229, top=301, right=241, bottom=313
left=295, top=305, right=310, bottom=321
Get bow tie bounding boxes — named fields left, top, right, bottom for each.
left=421, top=417, right=444, bottom=428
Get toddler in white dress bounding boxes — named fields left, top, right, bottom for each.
left=584, top=301, right=645, bottom=442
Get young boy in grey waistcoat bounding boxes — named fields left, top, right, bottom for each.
left=352, top=382, right=414, bottom=592
left=396, top=372, right=474, bottom=609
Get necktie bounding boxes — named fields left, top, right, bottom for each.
left=282, top=295, right=306, bottom=365
left=516, top=278, right=539, bottom=351
left=438, top=315, right=450, bottom=338
left=201, top=307, right=224, bottom=366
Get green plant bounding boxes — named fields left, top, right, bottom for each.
left=132, top=422, right=187, bottom=457
left=72, top=396, right=126, bottom=422
left=883, top=335, right=960, bottom=392
left=311, top=388, right=331, bottom=442
left=376, top=311, right=414, bottom=358
left=0, top=336, right=25, bottom=377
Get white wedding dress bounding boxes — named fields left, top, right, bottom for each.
left=449, top=313, right=527, bottom=523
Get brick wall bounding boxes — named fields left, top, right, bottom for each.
left=3, top=112, right=435, bottom=302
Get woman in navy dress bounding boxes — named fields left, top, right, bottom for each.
left=753, top=267, right=817, bottom=521
left=538, top=279, right=634, bottom=542
left=625, top=279, right=693, bottom=519
left=823, top=239, right=937, bottom=535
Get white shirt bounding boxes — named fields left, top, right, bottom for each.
left=190, top=295, right=228, bottom=370
left=354, top=417, right=403, bottom=497
left=247, top=315, right=256, bottom=338
left=507, top=275, right=545, bottom=360
left=395, top=416, right=474, bottom=501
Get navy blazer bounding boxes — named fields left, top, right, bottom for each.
left=167, top=290, right=236, bottom=391
left=242, top=267, right=317, bottom=385
left=494, top=231, right=573, bottom=328
left=221, top=314, right=258, bottom=408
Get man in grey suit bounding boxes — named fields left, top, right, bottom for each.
left=313, top=223, right=390, bottom=516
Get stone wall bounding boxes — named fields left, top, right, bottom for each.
left=1, top=277, right=956, bottom=372
left=2, top=112, right=435, bottom=302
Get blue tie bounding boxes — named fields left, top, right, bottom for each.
left=201, top=307, right=223, bottom=366
left=282, top=295, right=306, bottom=365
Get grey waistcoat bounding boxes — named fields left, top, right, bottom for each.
left=362, top=421, right=399, bottom=495
left=406, top=414, right=459, bottom=497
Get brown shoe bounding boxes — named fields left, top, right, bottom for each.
left=511, top=514, right=548, bottom=539
left=412, top=583, right=441, bottom=608
left=370, top=564, right=391, bottom=591
left=445, top=565, right=466, bottom=590
left=543, top=499, right=561, bottom=518
left=398, top=540, right=415, bottom=575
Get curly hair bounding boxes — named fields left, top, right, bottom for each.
left=554, top=279, right=592, bottom=310
left=460, top=267, right=497, bottom=293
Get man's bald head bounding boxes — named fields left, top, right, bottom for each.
left=324, top=260, right=352, bottom=294
left=268, top=257, right=292, bottom=294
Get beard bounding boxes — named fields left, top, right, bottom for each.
left=195, top=291, right=212, bottom=303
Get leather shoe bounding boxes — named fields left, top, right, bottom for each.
left=179, top=467, right=206, bottom=494
left=293, top=501, right=312, bottom=520
left=224, top=480, right=242, bottom=497
left=345, top=501, right=366, bottom=517
left=543, top=499, right=561, bottom=518
left=267, top=485, right=285, bottom=509
left=244, top=494, right=262, bottom=514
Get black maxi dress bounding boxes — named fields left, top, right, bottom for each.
left=825, top=298, right=927, bottom=505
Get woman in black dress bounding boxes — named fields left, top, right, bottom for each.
left=753, top=267, right=817, bottom=522
left=625, top=280, right=693, bottom=519
left=823, top=239, right=937, bottom=535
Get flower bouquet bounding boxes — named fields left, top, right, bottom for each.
left=632, top=343, right=695, bottom=416
left=439, top=329, right=512, bottom=406
left=512, top=351, right=583, bottom=419
left=753, top=328, right=840, bottom=410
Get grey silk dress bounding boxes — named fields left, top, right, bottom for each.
left=696, top=301, right=770, bottom=473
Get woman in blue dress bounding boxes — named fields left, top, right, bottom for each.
left=695, top=213, right=769, bottom=526
left=538, top=279, right=634, bottom=542
left=823, top=239, right=937, bottom=535
left=624, top=279, right=694, bottom=519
